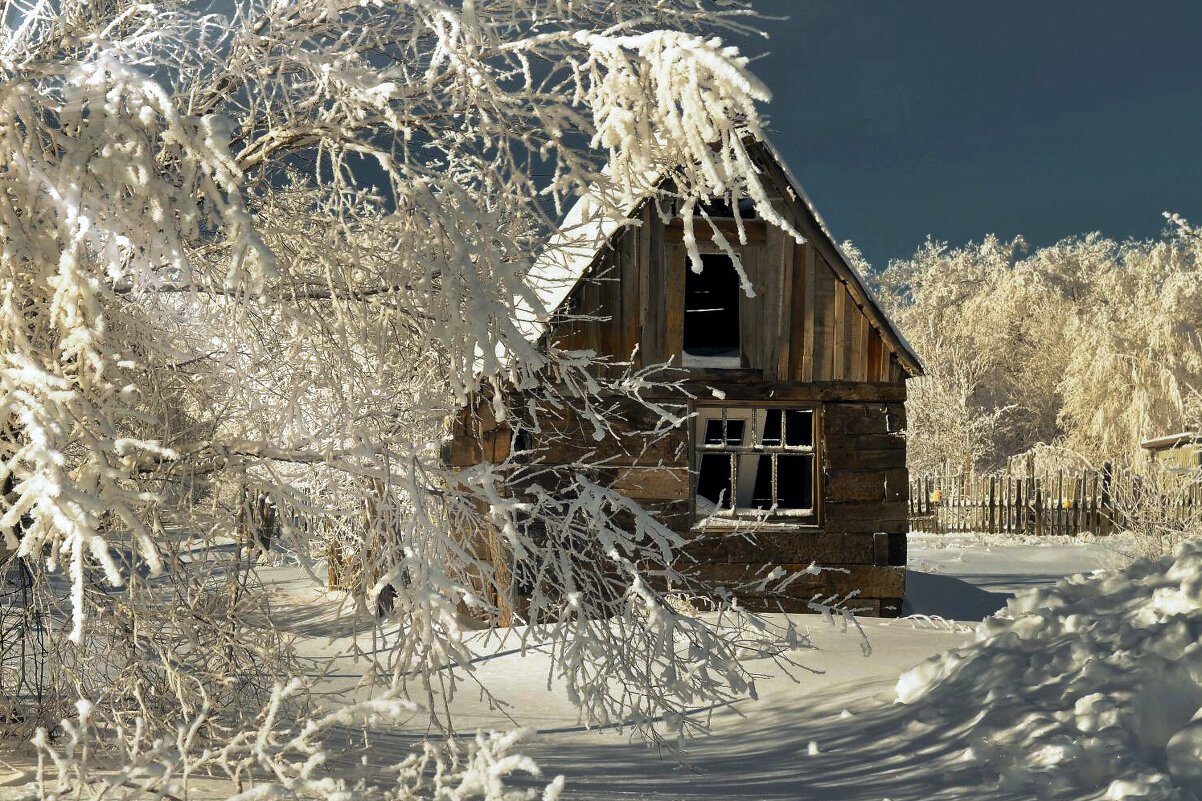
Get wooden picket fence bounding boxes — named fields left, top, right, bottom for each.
left=906, top=467, right=1199, bottom=536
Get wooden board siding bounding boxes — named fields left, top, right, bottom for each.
left=542, top=171, right=914, bottom=387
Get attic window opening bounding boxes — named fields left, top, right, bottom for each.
left=683, top=254, right=741, bottom=367
left=693, top=406, right=817, bottom=519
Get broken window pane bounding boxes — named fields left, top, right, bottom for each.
left=775, top=455, right=814, bottom=509
left=683, top=254, right=741, bottom=362
left=749, top=455, right=775, bottom=509
left=785, top=409, right=814, bottom=447
left=695, top=406, right=817, bottom=518
left=704, top=418, right=745, bottom=446
left=696, top=454, right=734, bottom=512
left=760, top=409, right=782, bottom=447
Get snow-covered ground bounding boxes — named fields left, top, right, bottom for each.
left=10, top=532, right=1182, bottom=800
left=906, top=531, right=1128, bottom=621
left=253, top=532, right=1141, bottom=800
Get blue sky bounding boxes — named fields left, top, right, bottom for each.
left=736, top=1, right=1202, bottom=268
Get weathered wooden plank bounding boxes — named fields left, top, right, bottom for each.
left=664, top=218, right=767, bottom=243
left=665, top=242, right=686, bottom=366
left=596, top=254, right=622, bottom=358
left=637, top=204, right=653, bottom=367
left=801, top=244, right=816, bottom=382
left=826, top=471, right=889, bottom=502
left=825, top=500, right=909, bottom=523
left=823, top=402, right=898, bottom=435
left=691, top=563, right=907, bottom=599
left=646, top=208, right=667, bottom=365
left=610, top=467, right=689, bottom=501
left=866, top=327, right=883, bottom=382
left=739, top=245, right=763, bottom=371
left=832, top=280, right=846, bottom=380
left=681, top=531, right=874, bottom=565
left=812, top=254, right=837, bottom=380
left=850, top=309, right=867, bottom=382
left=775, top=231, right=795, bottom=382
left=827, top=432, right=906, bottom=453
left=826, top=507, right=908, bottom=534
left=789, top=241, right=806, bottom=382
left=619, top=227, right=640, bottom=360
left=643, top=378, right=908, bottom=403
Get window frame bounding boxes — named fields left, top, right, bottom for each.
left=689, top=401, right=823, bottom=528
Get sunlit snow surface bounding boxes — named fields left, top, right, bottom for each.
left=9, top=535, right=1200, bottom=800
left=897, top=539, right=1202, bottom=800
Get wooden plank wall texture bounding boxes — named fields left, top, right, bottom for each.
left=447, top=391, right=909, bottom=616
left=547, top=207, right=909, bottom=386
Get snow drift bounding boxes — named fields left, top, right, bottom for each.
left=897, top=539, right=1202, bottom=800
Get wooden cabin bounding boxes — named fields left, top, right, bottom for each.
left=445, top=139, right=923, bottom=618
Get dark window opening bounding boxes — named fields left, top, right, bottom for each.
left=683, top=254, right=741, bottom=362
left=774, top=455, right=813, bottom=509
left=785, top=410, right=813, bottom=447
left=696, top=453, right=734, bottom=511
left=511, top=428, right=533, bottom=463
left=750, top=455, right=775, bottom=509
left=760, top=410, right=782, bottom=447
left=694, top=406, right=818, bottom=518
left=703, top=418, right=744, bottom=446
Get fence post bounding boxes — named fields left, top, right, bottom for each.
left=1090, top=472, right=1100, bottom=535
left=989, top=476, right=997, bottom=533
left=1034, top=478, right=1043, bottom=537
left=1101, top=461, right=1113, bottom=536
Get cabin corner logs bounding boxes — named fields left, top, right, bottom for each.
left=443, top=142, right=919, bottom=620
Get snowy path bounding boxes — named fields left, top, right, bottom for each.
left=313, top=618, right=977, bottom=801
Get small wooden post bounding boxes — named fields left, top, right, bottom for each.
left=989, top=476, right=997, bottom=533
left=1034, top=478, right=1043, bottom=537
left=1015, top=479, right=1023, bottom=534
left=1076, top=473, right=1086, bottom=536
left=1101, top=461, right=1113, bottom=536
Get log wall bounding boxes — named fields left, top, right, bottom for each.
left=447, top=390, right=910, bottom=617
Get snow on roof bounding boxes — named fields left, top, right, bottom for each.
left=521, top=136, right=924, bottom=376
left=516, top=174, right=652, bottom=343
left=1141, top=431, right=1202, bottom=451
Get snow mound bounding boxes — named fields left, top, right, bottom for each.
left=897, top=539, right=1202, bottom=800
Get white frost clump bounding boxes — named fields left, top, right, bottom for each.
left=897, top=539, right=1202, bottom=800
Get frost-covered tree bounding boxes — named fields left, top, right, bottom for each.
left=875, top=220, right=1202, bottom=473
left=0, top=0, right=812, bottom=791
